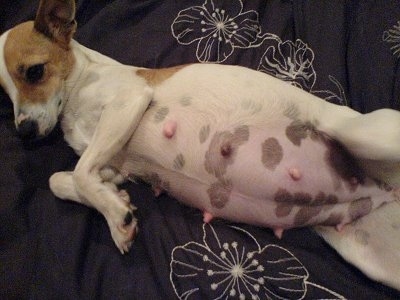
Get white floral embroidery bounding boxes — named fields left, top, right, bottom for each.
left=258, top=39, right=316, bottom=91
left=383, top=21, right=400, bottom=57
left=257, top=38, right=347, bottom=105
left=171, top=0, right=262, bottom=63
left=171, top=1, right=347, bottom=105
left=170, top=224, right=346, bottom=300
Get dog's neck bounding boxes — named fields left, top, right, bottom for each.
left=62, top=40, right=123, bottom=107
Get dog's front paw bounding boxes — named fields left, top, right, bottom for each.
left=107, top=189, right=138, bottom=254
left=110, top=211, right=138, bottom=254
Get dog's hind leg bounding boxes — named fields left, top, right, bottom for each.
left=313, top=106, right=400, bottom=290
left=49, top=171, right=84, bottom=204
left=50, top=167, right=132, bottom=207
left=315, top=200, right=400, bottom=290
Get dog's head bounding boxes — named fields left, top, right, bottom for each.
left=0, top=0, right=76, bottom=139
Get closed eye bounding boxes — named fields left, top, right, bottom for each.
left=25, top=63, right=45, bottom=84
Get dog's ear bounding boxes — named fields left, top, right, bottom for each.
left=34, top=0, right=77, bottom=48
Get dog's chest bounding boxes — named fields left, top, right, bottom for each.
left=61, top=98, right=103, bottom=155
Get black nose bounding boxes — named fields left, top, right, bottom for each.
left=17, top=119, right=39, bottom=139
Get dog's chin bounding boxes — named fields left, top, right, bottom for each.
left=19, top=122, right=62, bottom=146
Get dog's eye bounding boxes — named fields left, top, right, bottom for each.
left=25, top=64, right=45, bottom=84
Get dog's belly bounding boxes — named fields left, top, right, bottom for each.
left=117, top=93, right=395, bottom=231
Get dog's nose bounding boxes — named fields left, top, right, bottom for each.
left=17, top=119, right=39, bottom=139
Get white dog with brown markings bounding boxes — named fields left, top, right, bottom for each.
left=1, top=0, right=400, bottom=290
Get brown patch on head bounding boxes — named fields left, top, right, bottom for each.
left=4, top=21, right=75, bottom=105
left=348, top=197, right=373, bottom=221
left=261, top=137, right=283, bottom=171
left=208, top=179, right=232, bottom=209
left=204, top=125, right=249, bottom=178
left=136, top=65, right=191, bottom=87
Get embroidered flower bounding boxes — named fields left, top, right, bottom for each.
left=383, top=21, right=400, bottom=57
left=170, top=224, right=310, bottom=299
left=171, top=0, right=261, bottom=62
left=258, top=39, right=316, bottom=91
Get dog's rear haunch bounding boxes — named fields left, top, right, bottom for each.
left=1, top=0, right=400, bottom=290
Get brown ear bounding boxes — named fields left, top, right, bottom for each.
left=34, top=0, right=77, bottom=48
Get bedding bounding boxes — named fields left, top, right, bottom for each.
left=1, top=0, right=400, bottom=299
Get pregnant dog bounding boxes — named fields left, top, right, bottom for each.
left=1, top=0, right=399, bottom=290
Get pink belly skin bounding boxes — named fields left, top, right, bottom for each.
left=123, top=106, right=397, bottom=238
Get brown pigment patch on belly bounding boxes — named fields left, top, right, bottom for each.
left=274, top=189, right=294, bottom=217
left=173, top=153, right=185, bottom=170
left=199, top=124, right=211, bottom=144
left=322, top=213, right=344, bottom=226
left=180, top=96, right=192, bottom=106
left=283, top=103, right=300, bottom=120
left=294, top=206, right=323, bottom=226
left=292, top=192, right=313, bottom=205
left=204, top=125, right=249, bottom=178
left=285, top=120, right=308, bottom=146
left=275, top=203, right=294, bottom=217
left=208, top=179, right=233, bottom=208
left=349, top=197, right=372, bottom=220
left=323, top=135, right=366, bottom=189
left=154, top=106, right=169, bottom=123
left=261, top=138, right=283, bottom=171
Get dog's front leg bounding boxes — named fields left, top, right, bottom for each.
left=71, top=87, right=153, bottom=253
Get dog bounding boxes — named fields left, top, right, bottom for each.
left=1, top=0, right=400, bottom=290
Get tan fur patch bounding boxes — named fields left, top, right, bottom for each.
left=136, top=65, right=190, bottom=87
left=4, top=21, right=74, bottom=104
left=261, top=137, right=283, bottom=170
